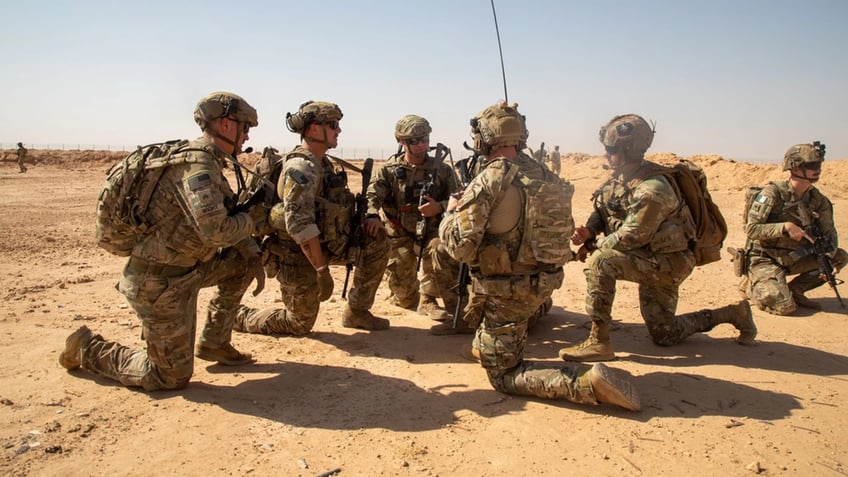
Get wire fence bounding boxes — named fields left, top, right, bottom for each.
left=0, top=143, right=472, bottom=161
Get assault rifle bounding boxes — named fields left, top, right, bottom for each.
left=342, top=157, right=374, bottom=299
left=449, top=144, right=479, bottom=327
left=232, top=146, right=279, bottom=215
left=415, top=143, right=450, bottom=272
left=786, top=201, right=846, bottom=310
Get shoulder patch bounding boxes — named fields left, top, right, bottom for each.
left=187, top=173, right=211, bottom=191
left=289, top=170, right=309, bottom=185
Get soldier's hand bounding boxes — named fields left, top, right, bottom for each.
left=247, top=256, right=266, bottom=296
left=785, top=222, right=814, bottom=243
left=317, top=267, right=334, bottom=302
left=572, top=225, right=593, bottom=245
left=364, top=217, right=385, bottom=238
left=418, top=195, right=441, bottom=217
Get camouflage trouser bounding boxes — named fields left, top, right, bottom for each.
left=81, top=247, right=254, bottom=391
left=472, top=269, right=595, bottom=404
left=425, top=237, right=461, bottom=310
left=235, top=234, right=388, bottom=335
left=746, top=248, right=847, bottom=315
left=584, top=248, right=698, bottom=346
left=385, top=234, right=421, bottom=307
left=385, top=235, right=460, bottom=309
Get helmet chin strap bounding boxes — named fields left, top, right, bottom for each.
left=205, top=122, right=243, bottom=156
left=304, top=123, right=332, bottom=146
left=790, top=170, right=818, bottom=183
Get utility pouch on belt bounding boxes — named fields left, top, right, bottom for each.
left=729, top=247, right=747, bottom=277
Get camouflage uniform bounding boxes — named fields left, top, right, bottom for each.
left=560, top=114, right=755, bottom=363
left=582, top=162, right=703, bottom=345
left=234, top=145, right=389, bottom=335
left=743, top=179, right=847, bottom=314
left=441, top=149, right=597, bottom=402
left=76, top=136, right=259, bottom=390
left=366, top=152, right=460, bottom=309
left=16, top=142, right=27, bottom=173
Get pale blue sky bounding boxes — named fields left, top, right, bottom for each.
left=2, top=0, right=846, bottom=162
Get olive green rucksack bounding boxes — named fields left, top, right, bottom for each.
left=95, top=140, right=197, bottom=256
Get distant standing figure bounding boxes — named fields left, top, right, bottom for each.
left=16, top=142, right=27, bottom=173
left=549, top=145, right=561, bottom=175
left=532, top=141, right=547, bottom=164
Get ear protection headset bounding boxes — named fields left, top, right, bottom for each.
left=285, top=100, right=317, bottom=134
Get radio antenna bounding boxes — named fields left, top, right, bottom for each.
left=490, top=0, right=508, bottom=102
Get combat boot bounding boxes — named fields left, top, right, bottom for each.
left=342, top=305, right=390, bottom=331
left=389, top=294, right=418, bottom=311
left=195, top=342, right=255, bottom=366
left=460, top=343, right=481, bottom=362
left=789, top=274, right=825, bottom=310
left=582, top=363, right=641, bottom=412
left=558, top=321, right=614, bottom=362
left=710, top=300, right=757, bottom=344
left=417, top=294, right=450, bottom=322
left=792, top=292, right=822, bottom=310
left=429, top=318, right=476, bottom=335
left=59, top=325, right=94, bottom=370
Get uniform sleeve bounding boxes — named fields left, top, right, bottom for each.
left=745, top=185, right=786, bottom=241
left=813, top=191, right=839, bottom=250
left=437, top=162, right=460, bottom=212
left=600, top=176, right=678, bottom=251
left=438, top=166, right=500, bottom=264
left=366, top=163, right=391, bottom=217
left=173, top=157, right=254, bottom=248
left=281, top=156, right=321, bottom=244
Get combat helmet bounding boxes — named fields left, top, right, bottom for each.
left=193, top=91, right=258, bottom=131
left=783, top=141, right=825, bottom=171
left=470, top=101, right=528, bottom=154
left=598, top=114, right=654, bottom=162
left=395, top=114, right=432, bottom=141
left=286, top=100, right=343, bottom=134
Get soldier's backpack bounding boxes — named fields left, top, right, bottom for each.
left=95, top=139, right=197, bottom=256
left=507, top=163, right=575, bottom=267
left=661, top=159, right=728, bottom=266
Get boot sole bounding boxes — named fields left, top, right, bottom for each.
left=589, top=363, right=641, bottom=412
left=59, top=326, right=93, bottom=370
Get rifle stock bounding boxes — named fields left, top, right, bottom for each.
left=449, top=153, right=477, bottom=326
left=342, top=158, right=374, bottom=299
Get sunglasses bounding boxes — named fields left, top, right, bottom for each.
left=318, top=120, right=340, bottom=130
left=406, top=136, right=429, bottom=146
left=604, top=145, right=619, bottom=154
left=801, top=162, right=822, bottom=171
left=226, top=116, right=250, bottom=134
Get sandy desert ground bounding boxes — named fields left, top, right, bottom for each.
left=0, top=148, right=846, bottom=477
